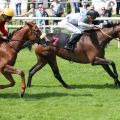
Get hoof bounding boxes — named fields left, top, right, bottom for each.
left=0, top=85, right=4, bottom=89
left=114, top=80, right=120, bottom=87
left=19, top=92, right=24, bottom=98
left=19, top=88, right=26, bottom=97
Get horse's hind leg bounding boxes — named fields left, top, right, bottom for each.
left=48, top=55, right=70, bottom=88
left=0, top=72, right=15, bottom=89
left=27, top=59, right=47, bottom=87
left=92, top=57, right=120, bottom=86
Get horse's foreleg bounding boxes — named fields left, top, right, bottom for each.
left=92, top=57, right=120, bottom=86
left=48, top=56, right=70, bottom=88
left=3, top=65, right=26, bottom=97
left=0, top=72, right=15, bottom=89
left=27, top=60, right=47, bottom=87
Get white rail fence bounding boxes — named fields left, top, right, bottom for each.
left=7, top=17, right=120, bottom=48
left=7, top=17, right=64, bottom=33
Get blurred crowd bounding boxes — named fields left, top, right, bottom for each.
left=1, top=0, right=120, bottom=27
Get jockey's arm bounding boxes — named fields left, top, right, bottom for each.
left=78, top=21, right=94, bottom=29
left=0, top=25, right=9, bottom=41
left=67, top=17, right=78, bottom=26
left=0, top=24, right=8, bottom=37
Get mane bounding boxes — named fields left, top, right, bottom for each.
left=103, top=21, right=120, bottom=28
left=84, top=22, right=120, bottom=34
left=11, top=27, right=23, bottom=35
left=8, top=27, right=23, bottom=39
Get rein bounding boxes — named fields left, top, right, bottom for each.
left=99, top=29, right=112, bottom=38
left=99, top=27, right=120, bottom=42
left=5, top=42, right=19, bottom=52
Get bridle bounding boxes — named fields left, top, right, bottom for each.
left=99, top=29, right=112, bottom=38
left=30, top=27, right=41, bottom=41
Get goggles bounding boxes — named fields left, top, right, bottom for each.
left=6, top=16, right=12, bottom=20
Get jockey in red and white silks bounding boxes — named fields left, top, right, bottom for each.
left=0, top=8, right=14, bottom=41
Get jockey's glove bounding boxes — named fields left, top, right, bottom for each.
left=99, top=23, right=104, bottom=28
left=0, top=36, right=9, bottom=42
left=95, top=23, right=103, bottom=29
left=89, top=24, right=95, bottom=28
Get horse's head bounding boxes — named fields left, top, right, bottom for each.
left=19, top=22, right=43, bottom=50
left=103, top=22, right=120, bottom=39
left=25, top=21, right=42, bottom=42
left=114, top=22, right=120, bottom=39
left=8, top=22, right=45, bottom=51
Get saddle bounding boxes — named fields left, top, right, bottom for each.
left=45, top=33, right=81, bottom=50
left=46, top=33, right=70, bottom=48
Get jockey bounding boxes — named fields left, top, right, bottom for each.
left=0, top=8, right=15, bottom=42
left=58, top=10, right=103, bottom=50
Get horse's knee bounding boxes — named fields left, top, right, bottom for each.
left=29, top=70, right=34, bottom=77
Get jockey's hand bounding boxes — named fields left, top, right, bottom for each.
left=2, top=36, right=7, bottom=39
left=95, top=23, right=103, bottom=29
left=0, top=36, right=9, bottom=42
left=89, top=24, right=95, bottom=28
left=99, top=23, right=104, bottom=28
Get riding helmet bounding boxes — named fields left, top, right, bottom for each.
left=86, top=10, right=98, bottom=19
left=2, top=8, right=15, bottom=17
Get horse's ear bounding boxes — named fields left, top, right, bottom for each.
left=25, top=21, right=33, bottom=28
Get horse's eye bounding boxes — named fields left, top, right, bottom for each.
left=36, top=30, right=40, bottom=34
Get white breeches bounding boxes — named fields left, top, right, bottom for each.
left=58, top=20, right=82, bottom=34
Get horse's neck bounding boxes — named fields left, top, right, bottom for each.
left=10, top=27, right=28, bottom=51
left=97, top=27, right=114, bottom=48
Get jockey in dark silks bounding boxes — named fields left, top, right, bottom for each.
left=58, top=10, right=103, bottom=50
left=0, top=8, right=15, bottom=43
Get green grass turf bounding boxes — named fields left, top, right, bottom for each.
left=0, top=40, right=120, bottom=120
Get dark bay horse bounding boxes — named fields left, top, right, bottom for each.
left=0, top=22, right=42, bottom=97
left=27, top=23, right=120, bottom=88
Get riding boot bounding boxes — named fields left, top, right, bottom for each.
left=64, top=33, right=81, bottom=50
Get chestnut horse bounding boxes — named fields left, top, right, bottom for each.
left=0, top=22, right=42, bottom=97
left=27, top=22, right=120, bottom=88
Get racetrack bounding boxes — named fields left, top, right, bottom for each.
left=0, top=40, right=120, bottom=120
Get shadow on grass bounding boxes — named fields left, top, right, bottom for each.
left=0, top=92, right=93, bottom=100
left=72, top=84, right=117, bottom=89
left=30, top=85, right=62, bottom=88
left=31, top=83, right=117, bottom=89
left=0, top=84, right=118, bottom=99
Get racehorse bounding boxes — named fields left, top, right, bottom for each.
left=27, top=22, right=120, bottom=88
left=0, top=22, right=42, bottom=97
